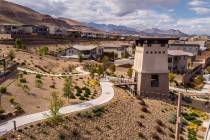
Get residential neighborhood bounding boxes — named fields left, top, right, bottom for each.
left=0, top=0, right=210, bottom=140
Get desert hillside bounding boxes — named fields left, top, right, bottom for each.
left=0, top=0, right=102, bottom=33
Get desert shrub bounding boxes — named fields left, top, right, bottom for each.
left=151, top=133, right=161, bottom=140
left=19, top=78, right=27, bottom=83
left=85, top=88, right=91, bottom=95
left=0, top=87, right=7, bottom=94
left=156, top=119, right=164, bottom=127
left=72, top=129, right=80, bottom=137
left=63, top=125, right=69, bottom=130
left=35, top=79, right=43, bottom=88
left=76, top=91, right=81, bottom=97
left=75, top=87, right=82, bottom=94
left=84, top=92, right=90, bottom=98
left=168, top=127, right=174, bottom=133
left=15, top=105, right=24, bottom=113
left=83, top=111, right=92, bottom=118
left=188, top=128, right=196, bottom=140
left=106, top=124, right=112, bottom=129
left=79, top=96, right=85, bottom=100
left=169, top=133, right=175, bottom=138
left=155, top=126, right=164, bottom=134
left=0, top=107, right=5, bottom=114
left=182, top=113, right=196, bottom=121
left=140, top=115, right=145, bottom=119
left=92, top=107, right=105, bottom=117
left=58, top=132, right=65, bottom=140
left=8, top=96, right=16, bottom=104
left=141, top=106, right=148, bottom=113
left=137, top=121, right=144, bottom=127
left=138, top=132, right=145, bottom=139
left=169, top=114, right=177, bottom=124
left=36, top=74, right=42, bottom=79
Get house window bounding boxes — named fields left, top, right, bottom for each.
left=168, top=58, right=172, bottom=63
left=151, top=74, right=159, bottom=87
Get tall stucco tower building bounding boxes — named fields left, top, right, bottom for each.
left=133, top=38, right=173, bottom=96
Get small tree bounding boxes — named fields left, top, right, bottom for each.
left=8, top=50, right=15, bottom=61
left=169, top=73, right=176, bottom=84
left=63, top=78, right=74, bottom=102
left=78, top=53, right=83, bottom=63
left=97, top=65, right=104, bottom=77
left=109, top=64, right=116, bottom=74
left=102, top=56, right=111, bottom=73
left=127, top=68, right=133, bottom=78
left=15, top=38, right=25, bottom=49
left=0, top=87, right=7, bottom=94
left=49, top=91, right=63, bottom=123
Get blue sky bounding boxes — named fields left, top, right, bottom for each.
left=8, top=0, right=210, bottom=35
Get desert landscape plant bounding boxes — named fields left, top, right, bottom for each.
left=63, top=78, right=75, bottom=102
left=48, top=91, right=63, bottom=124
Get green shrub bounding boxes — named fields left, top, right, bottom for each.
left=36, top=74, right=42, bottom=79
left=19, top=78, right=27, bottom=83
left=35, top=79, right=43, bottom=88
left=169, top=114, right=176, bottom=124
left=0, top=107, right=5, bottom=114
left=15, top=105, right=24, bottom=113
left=76, top=91, right=81, bottom=96
left=58, top=132, right=65, bottom=140
left=84, top=92, right=90, bottom=98
left=9, top=96, right=16, bottom=104
left=79, top=96, right=85, bottom=100
left=0, top=87, right=7, bottom=94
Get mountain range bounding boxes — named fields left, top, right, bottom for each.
left=0, top=0, right=188, bottom=37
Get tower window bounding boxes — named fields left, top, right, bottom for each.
left=151, top=74, right=159, bottom=87
left=150, top=51, right=153, bottom=54
left=146, top=51, right=149, bottom=54
left=162, top=51, right=165, bottom=54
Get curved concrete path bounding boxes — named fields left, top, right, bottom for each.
left=0, top=79, right=114, bottom=135
left=17, top=66, right=90, bottom=77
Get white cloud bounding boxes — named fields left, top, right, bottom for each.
left=7, top=0, right=210, bottom=35
left=188, top=0, right=210, bottom=15
left=190, top=7, right=210, bottom=14
left=176, top=17, right=210, bottom=34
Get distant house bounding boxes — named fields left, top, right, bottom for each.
left=17, top=25, right=49, bottom=35
left=0, top=24, right=18, bottom=34
left=59, top=44, right=103, bottom=59
left=186, top=41, right=207, bottom=51
left=36, top=25, right=49, bottom=35
left=169, top=43, right=200, bottom=56
left=49, top=26, right=67, bottom=36
left=66, top=29, right=82, bottom=38
left=100, top=42, right=130, bottom=59
left=17, top=25, right=37, bottom=35
left=168, top=50, right=194, bottom=73
left=0, top=34, right=12, bottom=40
